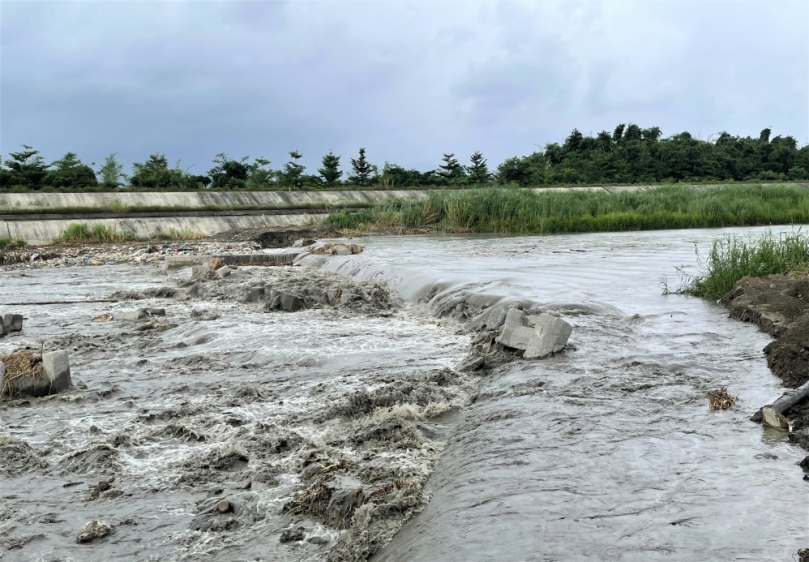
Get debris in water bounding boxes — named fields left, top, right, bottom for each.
left=93, top=314, right=112, bottom=322
left=76, top=520, right=114, bottom=544
left=89, top=477, right=114, bottom=500
left=707, top=387, right=737, bottom=410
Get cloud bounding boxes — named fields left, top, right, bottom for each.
left=1, top=0, right=807, bottom=175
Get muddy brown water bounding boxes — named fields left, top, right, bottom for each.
left=303, top=226, right=807, bottom=561
left=1, top=225, right=806, bottom=561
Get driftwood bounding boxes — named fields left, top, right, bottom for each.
left=3, top=299, right=118, bottom=306
left=751, top=379, right=809, bottom=424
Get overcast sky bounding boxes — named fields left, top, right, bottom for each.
left=1, top=0, right=807, bottom=175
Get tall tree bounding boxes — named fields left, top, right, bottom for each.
left=43, top=152, right=98, bottom=189
left=466, top=151, right=490, bottom=184
left=318, top=151, right=343, bottom=186
left=437, top=153, right=465, bottom=183
left=97, top=154, right=126, bottom=188
left=283, top=150, right=305, bottom=189
left=1, top=146, right=48, bottom=189
left=348, top=148, right=373, bottom=187
left=247, top=157, right=274, bottom=189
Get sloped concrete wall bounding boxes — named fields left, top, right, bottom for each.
left=1, top=213, right=327, bottom=245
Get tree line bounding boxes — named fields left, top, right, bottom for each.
left=1, top=125, right=807, bottom=191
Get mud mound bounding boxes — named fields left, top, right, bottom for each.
left=186, top=264, right=400, bottom=314
left=0, top=435, right=49, bottom=476
left=722, top=274, right=809, bottom=388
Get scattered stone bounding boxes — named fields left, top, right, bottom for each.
left=465, top=305, right=509, bottom=332
left=523, top=313, right=573, bottom=359
left=214, top=266, right=231, bottom=279
left=311, top=243, right=364, bottom=256
left=3, top=314, right=23, bottom=332
left=76, top=520, right=114, bottom=544
left=93, top=314, right=112, bottom=322
left=307, top=535, right=329, bottom=545
left=215, top=499, right=232, bottom=513
left=762, top=406, right=790, bottom=430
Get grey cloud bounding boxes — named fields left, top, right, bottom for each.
left=1, top=0, right=806, bottom=176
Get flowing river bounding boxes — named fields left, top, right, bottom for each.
left=1, top=225, right=805, bottom=561
left=306, top=225, right=805, bottom=561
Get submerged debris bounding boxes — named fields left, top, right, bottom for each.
left=76, top=520, right=114, bottom=544
left=707, top=387, right=737, bottom=410
left=0, top=351, right=44, bottom=397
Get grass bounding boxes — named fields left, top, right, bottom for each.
left=151, top=228, right=205, bottom=241
left=325, top=184, right=809, bottom=235
left=670, top=230, right=809, bottom=300
left=0, top=237, right=26, bottom=250
left=55, top=223, right=136, bottom=244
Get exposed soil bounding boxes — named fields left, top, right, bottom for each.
left=721, top=273, right=809, bottom=470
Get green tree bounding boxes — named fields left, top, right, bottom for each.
left=97, top=154, right=126, bottom=188
left=247, top=157, right=274, bottom=189
left=318, top=151, right=343, bottom=186
left=437, top=153, right=465, bottom=184
left=130, top=154, right=193, bottom=189
left=1, top=146, right=48, bottom=189
left=43, top=152, right=98, bottom=189
left=466, top=152, right=490, bottom=184
left=208, top=153, right=250, bottom=189
left=282, top=151, right=305, bottom=189
left=348, top=148, right=373, bottom=187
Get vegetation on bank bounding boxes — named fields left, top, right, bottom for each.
left=0, top=238, right=26, bottom=250
left=53, top=223, right=203, bottom=244
left=670, top=231, right=809, bottom=300
left=2, top=125, right=808, bottom=192
left=325, top=184, right=809, bottom=235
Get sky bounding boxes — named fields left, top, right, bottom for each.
left=1, top=0, right=807, bottom=176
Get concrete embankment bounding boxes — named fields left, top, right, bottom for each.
left=1, top=214, right=329, bottom=245
left=5, top=184, right=803, bottom=244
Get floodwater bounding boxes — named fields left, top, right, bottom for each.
left=1, top=225, right=806, bottom=561
left=306, top=225, right=807, bottom=561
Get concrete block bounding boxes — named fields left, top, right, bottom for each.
left=496, top=308, right=533, bottom=350
left=466, top=305, right=508, bottom=332
left=762, top=406, right=790, bottom=430
left=42, top=350, right=72, bottom=393
left=215, top=266, right=231, bottom=279
left=3, top=314, right=23, bottom=332
left=117, top=309, right=147, bottom=321
left=280, top=294, right=303, bottom=312
left=333, top=246, right=352, bottom=256
left=523, top=313, right=572, bottom=359
left=164, top=256, right=207, bottom=271
left=248, top=286, right=265, bottom=303
left=117, top=308, right=162, bottom=321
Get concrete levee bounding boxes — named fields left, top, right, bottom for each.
left=1, top=213, right=327, bottom=245
left=0, top=190, right=423, bottom=212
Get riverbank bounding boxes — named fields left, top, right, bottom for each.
left=326, top=184, right=809, bottom=235
left=720, top=274, right=809, bottom=460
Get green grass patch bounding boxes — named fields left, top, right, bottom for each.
left=0, top=237, right=26, bottom=250
left=55, top=223, right=136, bottom=244
left=325, top=184, right=809, bottom=234
left=668, top=230, right=809, bottom=300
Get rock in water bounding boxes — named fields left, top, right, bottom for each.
left=3, top=314, right=23, bottom=332
left=42, top=350, right=72, bottom=394
left=496, top=308, right=534, bottom=350
left=76, top=520, right=114, bottom=544
left=523, top=313, right=572, bottom=359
